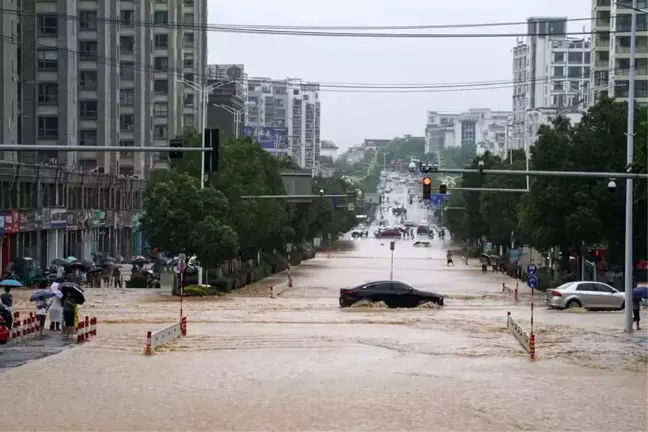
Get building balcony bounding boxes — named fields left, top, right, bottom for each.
left=615, top=45, right=648, bottom=55
left=595, top=59, right=609, bottom=68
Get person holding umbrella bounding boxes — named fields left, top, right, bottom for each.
left=60, top=282, right=85, bottom=338
left=48, top=278, right=64, bottom=331
left=633, top=286, right=647, bottom=331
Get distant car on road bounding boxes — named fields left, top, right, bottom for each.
left=339, top=280, right=445, bottom=308
left=351, top=229, right=368, bottom=238
left=413, top=241, right=431, bottom=248
left=374, top=228, right=401, bottom=238
left=545, top=281, right=625, bottom=310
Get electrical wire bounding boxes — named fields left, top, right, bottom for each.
left=4, top=36, right=635, bottom=94
left=0, top=9, right=609, bottom=38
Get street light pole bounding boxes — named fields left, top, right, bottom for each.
left=177, top=78, right=240, bottom=189
left=623, top=0, right=638, bottom=333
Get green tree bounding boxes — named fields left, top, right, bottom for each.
left=140, top=170, right=239, bottom=264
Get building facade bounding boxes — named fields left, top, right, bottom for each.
left=206, top=81, right=245, bottom=139
left=207, top=64, right=248, bottom=125
left=245, top=78, right=321, bottom=170
left=0, top=162, right=146, bottom=270
left=425, top=109, right=511, bottom=159
left=511, top=17, right=591, bottom=150
left=591, top=0, right=648, bottom=105
left=319, top=140, right=339, bottom=161
left=0, top=0, right=208, bottom=179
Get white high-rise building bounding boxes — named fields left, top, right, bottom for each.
left=424, top=109, right=511, bottom=159
left=246, top=78, right=321, bottom=170
left=590, top=0, right=648, bottom=106
left=511, top=17, right=591, bottom=151
left=0, top=0, right=208, bottom=178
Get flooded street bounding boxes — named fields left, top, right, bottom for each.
left=1, top=206, right=647, bottom=431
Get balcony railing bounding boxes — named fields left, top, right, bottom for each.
left=616, top=45, right=648, bottom=54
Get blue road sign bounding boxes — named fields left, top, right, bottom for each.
left=429, top=194, right=449, bottom=206
left=527, top=275, right=538, bottom=289
left=527, top=263, right=538, bottom=276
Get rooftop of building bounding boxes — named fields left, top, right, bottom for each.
left=363, top=139, right=391, bottom=147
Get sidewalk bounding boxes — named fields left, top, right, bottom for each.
left=0, top=334, right=73, bottom=372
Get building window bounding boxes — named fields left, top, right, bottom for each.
left=79, top=11, right=97, bottom=30
left=154, top=125, right=168, bottom=139
left=154, top=103, right=168, bottom=117
left=79, top=41, right=98, bottom=60
left=183, top=114, right=194, bottom=127
left=184, top=0, right=194, bottom=5
left=553, top=81, right=563, bottom=91
left=568, top=52, right=583, bottom=64
left=183, top=13, right=194, bottom=25
left=80, top=70, right=98, bottom=90
left=120, top=114, right=135, bottom=131
left=567, top=67, right=582, bottom=78
left=552, top=66, right=564, bottom=77
left=120, top=89, right=135, bottom=106
left=79, top=129, right=98, bottom=146
left=183, top=73, right=194, bottom=82
left=154, top=34, right=168, bottom=49
left=154, top=79, right=168, bottom=94
left=37, top=49, right=58, bottom=71
left=154, top=57, right=169, bottom=72
left=120, top=62, right=135, bottom=80
left=37, top=117, right=58, bottom=139
left=120, top=10, right=134, bottom=27
left=183, top=53, right=194, bottom=69
left=37, top=82, right=58, bottom=105
left=120, top=140, right=134, bottom=157
left=183, top=32, right=194, bottom=48
left=120, top=36, right=134, bottom=53
left=80, top=100, right=98, bottom=119
left=184, top=94, right=194, bottom=106
left=154, top=11, right=168, bottom=25
left=552, top=52, right=565, bottom=63
left=37, top=14, right=58, bottom=36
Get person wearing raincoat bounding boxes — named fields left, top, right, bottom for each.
left=48, top=279, right=64, bottom=331
left=62, top=294, right=78, bottom=338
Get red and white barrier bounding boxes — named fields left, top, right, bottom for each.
left=506, top=308, right=535, bottom=361
left=270, top=280, right=290, bottom=298
left=76, top=316, right=98, bottom=343
left=9, top=312, right=38, bottom=343
left=144, top=316, right=187, bottom=355
left=502, top=282, right=519, bottom=302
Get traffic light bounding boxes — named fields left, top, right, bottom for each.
left=203, top=128, right=220, bottom=172
left=422, top=176, right=432, bottom=200
left=169, top=138, right=183, bottom=160
left=439, top=184, right=447, bottom=194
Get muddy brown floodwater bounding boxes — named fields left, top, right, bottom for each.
left=1, top=205, right=647, bottom=431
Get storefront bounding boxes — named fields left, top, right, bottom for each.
left=19, top=210, right=42, bottom=262
left=131, top=211, right=147, bottom=258
left=80, top=209, right=102, bottom=260
left=47, top=209, right=66, bottom=264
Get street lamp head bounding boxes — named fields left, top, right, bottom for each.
left=607, top=179, right=617, bottom=193
left=408, top=162, right=417, bottom=171
left=477, top=160, right=485, bottom=175
left=319, top=189, right=324, bottom=197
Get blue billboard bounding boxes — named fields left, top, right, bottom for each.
left=244, top=126, right=289, bottom=150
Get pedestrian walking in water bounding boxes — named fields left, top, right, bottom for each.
left=633, top=288, right=642, bottom=330
left=62, top=294, right=78, bottom=339
left=446, top=250, right=454, bottom=266
left=113, top=266, right=122, bottom=288
left=0, top=287, right=12, bottom=314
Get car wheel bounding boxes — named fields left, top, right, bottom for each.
left=566, top=299, right=582, bottom=309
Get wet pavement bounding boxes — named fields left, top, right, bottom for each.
left=1, top=194, right=647, bottom=431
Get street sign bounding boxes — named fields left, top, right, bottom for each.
left=348, top=203, right=355, bottom=211
left=286, top=243, right=292, bottom=253
left=527, top=263, right=537, bottom=276
left=527, top=275, right=538, bottom=289
left=390, top=241, right=395, bottom=251
left=429, top=194, right=449, bottom=206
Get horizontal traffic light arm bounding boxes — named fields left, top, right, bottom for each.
left=419, top=165, right=648, bottom=180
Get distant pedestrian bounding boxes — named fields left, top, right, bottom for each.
left=48, top=279, right=63, bottom=331
left=35, top=299, right=48, bottom=337
left=0, top=287, right=12, bottom=313
left=446, top=250, right=454, bottom=266
left=113, top=267, right=122, bottom=288
left=633, top=289, right=642, bottom=331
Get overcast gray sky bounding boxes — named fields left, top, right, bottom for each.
left=208, top=0, right=589, bottom=150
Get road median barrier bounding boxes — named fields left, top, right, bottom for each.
left=144, top=316, right=187, bottom=355
left=506, top=306, right=535, bottom=361
left=502, top=282, right=519, bottom=302
left=270, top=280, right=290, bottom=298
left=8, top=312, right=97, bottom=344
left=76, top=316, right=98, bottom=343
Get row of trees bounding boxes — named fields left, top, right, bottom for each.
left=443, top=98, right=648, bottom=266
left=140, top=131, right=369, bottom=268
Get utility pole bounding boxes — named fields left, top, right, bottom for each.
left=623, top=0, right=637, bottom=333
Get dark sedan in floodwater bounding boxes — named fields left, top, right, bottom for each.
left=339, top=280, right=445, bottom=308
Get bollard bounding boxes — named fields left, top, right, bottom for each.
left=76, top=321, right=85, bottom=343
left=90, top=317, right=97, bottom=336
left=144, top=331, right=153, bottom=355
left=180, top=316, right=187, bottom=336
left=84, top=316, right=90, bottom=341
left=270, top=286, right=275, bottom=298
left=502, top=282, right=506, bottom=293
left=529, top=333, right=536, bottom=361
left=514, top=285, right=519, bottom=303
left=13, top=318, right=21, bottom=341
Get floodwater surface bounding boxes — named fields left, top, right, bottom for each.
left=1, top=199, right=646, bottom=431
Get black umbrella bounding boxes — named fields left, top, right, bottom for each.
left=65, top=260, right=88, bottom=270
left=51, top=258, right=67, bottom=267
left=60, top=282, right=85, bottom=304
left=131, top=257, right=149, bottom=265
left=87, top=266, right=103, bottom=274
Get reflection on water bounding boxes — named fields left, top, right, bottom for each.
left=1, top=206, right=647, bottom=431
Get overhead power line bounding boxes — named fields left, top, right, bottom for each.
left=4, top=36, right=639, bottom=94
left=0, top=9, right=606, bottom=38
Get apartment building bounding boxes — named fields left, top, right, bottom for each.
left=425, top=109, right=511, bottom=159
left=0, top=0, right=207, bottom=179
left=246, top=78, right=321, bottom=170
left=511, top=17, right=591, bottom=150
left=591, top=0, right=648, bottom=105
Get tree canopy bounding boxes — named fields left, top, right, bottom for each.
left=443, top=98, right=648, bottom=264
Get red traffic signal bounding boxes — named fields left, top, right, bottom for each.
left=422, top=177, right=432, bottom=199
left=423, top=177, right=432, bottom=185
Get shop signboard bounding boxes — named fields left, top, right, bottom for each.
left=65, top=211, right=78, bottom=231
left=51, top=209, right=67, bottom=229
left=0, top=211, right=5, bottom=236
left=20, top=210, right=42, bottom=231
left=41, top=208, right=52, bottom=230
left=4, top=210, right=19, bottom=234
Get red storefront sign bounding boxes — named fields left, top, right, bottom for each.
left=4, top=210, right=20, bottom=234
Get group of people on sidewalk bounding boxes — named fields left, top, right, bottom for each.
left=0, top=279, right=80, bottom=339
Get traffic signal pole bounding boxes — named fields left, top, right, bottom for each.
left=0, top=145, right=212, bottom=152
left=420, top=166, right=648, bottom=180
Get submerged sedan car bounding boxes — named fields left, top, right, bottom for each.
left=339, top=280, right=444, bottom=308
left=545, top=281, right=625, bottom=310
